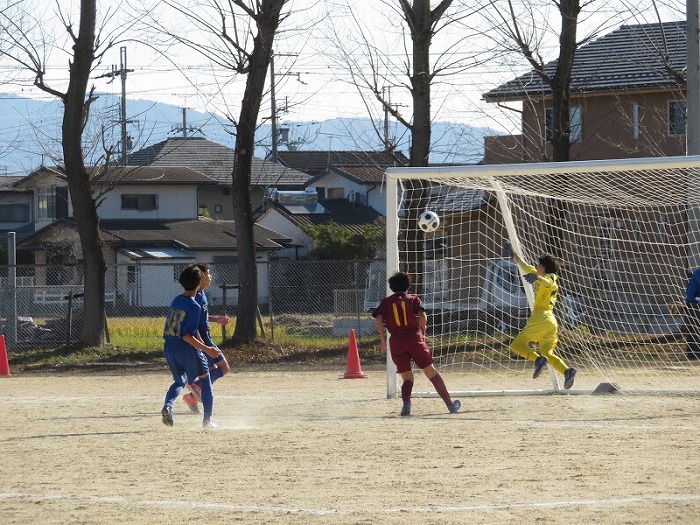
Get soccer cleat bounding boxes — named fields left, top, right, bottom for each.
left=202, top=419, right=218, bottom=429
left=188, top=382, right=202, bottom=403
left=564, top=367, right=577, bottom=389
left=449, top=400, right=461, bottom=414
left=161, top=406, right=173, bottom=427
left=400, top=402, right=411, bottom=416
left=183, top=393, right=200, bottom=413
left=533, top=355, right=548, bottom=379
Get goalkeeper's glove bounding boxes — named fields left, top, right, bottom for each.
left=524, top=273, right=538, bottom=284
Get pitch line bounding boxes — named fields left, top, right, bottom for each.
left=1, top=492, right=698, bottom=516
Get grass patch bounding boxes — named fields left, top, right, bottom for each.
left=9, top=343, right=165, bottom=372
left=8, top=315, right=385, bottom=372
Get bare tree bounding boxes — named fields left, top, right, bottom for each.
left=482, top=0, right=685, bottom=254
left=0, top=1, right=129, bottom=346
left=324, top=1, right=485, bottom=291
left=484, top=0, right=593, bottom=163
left=139, top=0, right=289, bottom=342
left=326, top=1, right=485, bottom=165
left=481, top=0, right=599, bottom=256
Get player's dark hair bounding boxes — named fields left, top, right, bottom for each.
left=388, top=271, right=411, bottom=293
left=538, top=254, right=563, bottom=274
left=195, top=262, right=210, bottom=273
left=179, top=265, right=203, bottom=291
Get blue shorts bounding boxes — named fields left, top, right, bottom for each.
left=164, top=345, right=209, bottom=387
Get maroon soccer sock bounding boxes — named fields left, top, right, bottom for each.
left=401, top=380, right=414, bottom=404
left=429, top=374, right=452, bottom=407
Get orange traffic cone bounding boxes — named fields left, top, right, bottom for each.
left=340, top=329, right=368, bottom=379
left=0, top=335, right=10, bottom=377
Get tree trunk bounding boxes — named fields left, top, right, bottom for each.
left=546, top=0, right=579, bottom=258
left=231, top=0, right=285, bottom=343
left=62, top=0, right=106, bottom=346
left=400, top=0, right=448, bottom=295
left=550, top=0, right=578, bottom=163
left=408, top=0, right=432, bottom=169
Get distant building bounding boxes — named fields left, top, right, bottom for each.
left=275, top=150, right=409, bottom=215
left=482, top=21, right=687, bottom=162
left=127, top=136, right=311, bottom=216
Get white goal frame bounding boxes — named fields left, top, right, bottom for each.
left=385, top=156, right=700, bottom=398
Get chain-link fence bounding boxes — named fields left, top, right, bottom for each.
left=0, top=259, right=386, bottom=350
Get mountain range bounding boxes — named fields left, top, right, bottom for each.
left=0, top=94, right=498, bottom=175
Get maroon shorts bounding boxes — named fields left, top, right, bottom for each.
left=389, top=331, right=433, bottom=373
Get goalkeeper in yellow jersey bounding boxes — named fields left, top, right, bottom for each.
left=511, top=252, right=577, bottom=389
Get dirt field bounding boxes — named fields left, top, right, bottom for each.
left=1, top=365, right=699, bottom=525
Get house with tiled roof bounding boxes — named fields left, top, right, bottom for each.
left=16, top=164, right=290, bottom=307
left=254, top=189, right=383, bottom=260
left=126, top=136, right=310, bottom=216
left=20, top=218, right=289, bottom=307
left=275, top=150, right=409, bottom=215
left=0, top=175, right=37, bottom=248
left=482, top=21, right=687, bottom=163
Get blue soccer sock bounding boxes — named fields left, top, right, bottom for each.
left=198, top=376, right=214, bottom=421
left=164, top=383, right=184, bottom=409
left=209, top=367, right=224, bottom=384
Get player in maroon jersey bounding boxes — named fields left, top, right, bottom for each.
left=374, top=271, right=460, bottom=416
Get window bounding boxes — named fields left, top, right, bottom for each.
left=632, top=101, right=639, bottom=140
left=121, top=193, right=158, bottom=211
left=597, top=218, right=615, bottom=261
left=545, top=105, right=581, bottom=142
left=327, top=187, right=344, bottom=199
left=315, top=187, right=326, bottom=199
left=657, top=214, right=668, bottom=243
left=214, top=204, right=222, bottom=213
left=0, top=204, right=29, bottom=222
left=571, top=218, right=580, bottom=247
left=173, top=265, right=187, bottom=281
left=127, top=265, right=137, bottom=284
left=37, top=187, right=56, bottom=219
left=669, top=100, right=686, bottom=136
left=634, top=215, right=643, bottom=247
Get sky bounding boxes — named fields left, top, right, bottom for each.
left=0, top=0, right=687, bottom=154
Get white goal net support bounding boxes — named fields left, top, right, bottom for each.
left=384, top=156, right=700, bottom=397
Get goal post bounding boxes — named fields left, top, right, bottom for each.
left=385, top=156, right=700, bottom=397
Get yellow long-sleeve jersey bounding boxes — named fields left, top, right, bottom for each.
left=517, top=259, right=558, bottom=313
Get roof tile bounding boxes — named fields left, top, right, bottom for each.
left=127, top=137, right=310, bottom=187
left=483, top=21, right=686, bottom=101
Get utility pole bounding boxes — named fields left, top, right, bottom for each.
left=687, top=0, right=700, bottom=155
left=170, top=107, right=201, bottom=138
left=98, top=46, right=134, bottom=165
left=383, top=86, right=390, bottom=149
left=688, top=0, right=700, bottom=269
left=382, top=86, right=404, bottom=152
left=270, top=52, right=279, bottom=163
left=269, top=51, right=304, bottom=163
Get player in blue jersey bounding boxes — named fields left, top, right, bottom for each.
left=511, top=252, right=577, bottom=389
left=684, top=268, right=700, bottom=360
left=161, top=265, right=221, bottom=428
left=183, top=263, right=231, bottom=413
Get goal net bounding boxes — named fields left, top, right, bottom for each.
left=384, top=156, right=700, bottom=397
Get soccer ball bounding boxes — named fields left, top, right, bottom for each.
left=418, top=210, right=440, bottom=232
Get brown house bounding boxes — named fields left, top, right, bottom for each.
left=482, top=21, right=687, bottom=163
